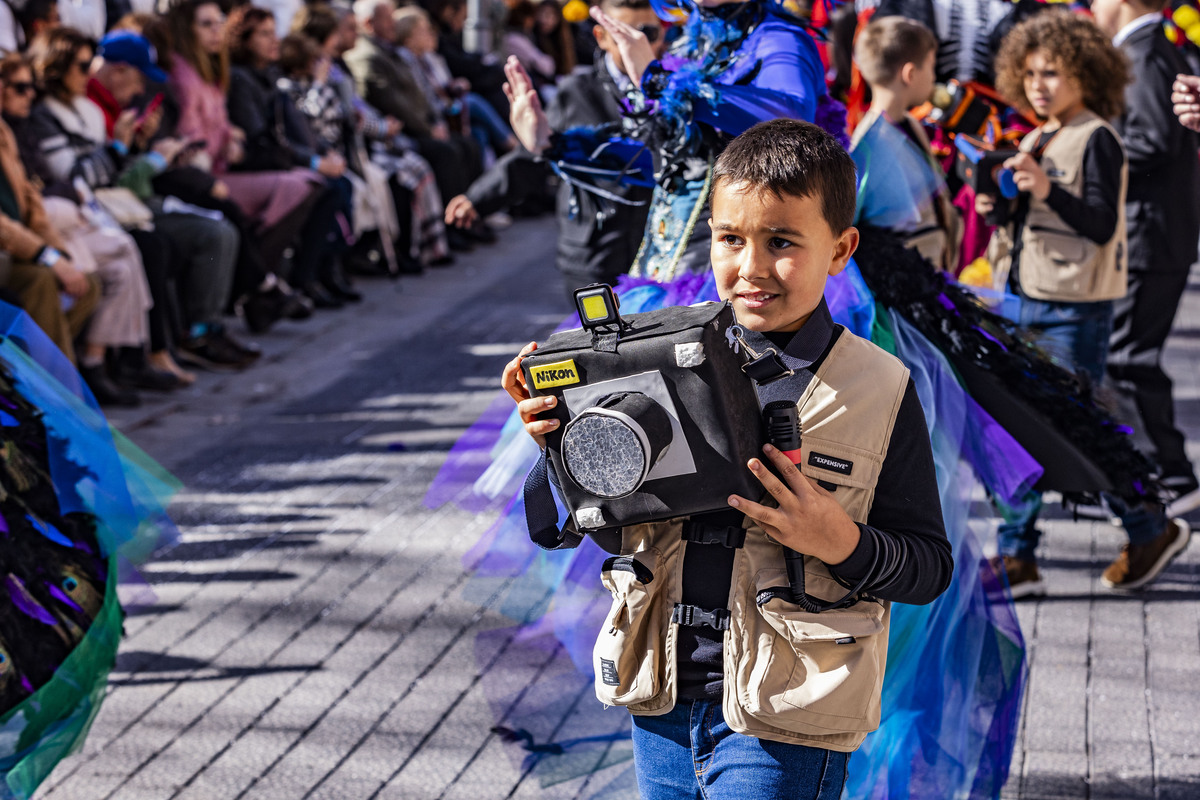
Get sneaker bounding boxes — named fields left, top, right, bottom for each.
left=177, top=332, right=259, bottom=371
left=988, top=555, right=1047, bottom=599
left=1101, top=518, right=1192, bottom=591
left=1162, top=473, right=1200, bottom=518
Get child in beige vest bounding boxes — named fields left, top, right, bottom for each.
left=981, top=11, right=1188, bottom=597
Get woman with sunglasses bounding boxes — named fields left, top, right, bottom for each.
left=21, top=31, right=196, bottom=404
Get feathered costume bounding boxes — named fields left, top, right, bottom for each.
left=0, top=303, right=177, bottom=799
left=427, top=1, right=1154, bottom=797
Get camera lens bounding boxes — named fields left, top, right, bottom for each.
left=561, top=392, right=672, bottom=499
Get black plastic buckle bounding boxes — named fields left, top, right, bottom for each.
left=681, top=521, right=746, bottom=548
left=742, top=350, right=793, bottom=385
left=671, top=603, right=730, bottom=631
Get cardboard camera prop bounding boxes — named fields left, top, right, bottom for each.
left=521, top=288, right=763, bottom=534
left=956, top=135, right=1020, bottom=200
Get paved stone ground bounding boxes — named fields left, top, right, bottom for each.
left=30, top=217, right=1200, bottom=799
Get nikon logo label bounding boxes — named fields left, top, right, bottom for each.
left=809, top=452, right=853, bottom=476
left=531, top=359, right=580, bottom=388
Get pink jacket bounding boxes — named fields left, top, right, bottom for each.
left=168, top=58, right=233, bottom=173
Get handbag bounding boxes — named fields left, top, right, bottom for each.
left=91, top=187, right=155, bottom=231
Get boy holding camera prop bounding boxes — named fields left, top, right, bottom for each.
left=503, top=120, right=951, bottom=798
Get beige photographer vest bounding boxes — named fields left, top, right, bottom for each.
left=988, top=110, right=1128, bottom=302
left=591, top=328, right=911, bottom=752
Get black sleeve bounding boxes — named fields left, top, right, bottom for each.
left=1119, top=42, right=1187, bottom=176
left=1044, top=126, right=1123, bottom=245
left=827, top=381, right=952, bottom=605
left=465, top=148, right=551, bottom=216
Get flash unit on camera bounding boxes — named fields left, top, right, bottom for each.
left=574, top=284, right=623, bottom=330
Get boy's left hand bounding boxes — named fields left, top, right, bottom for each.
left=1003, top=152, right=1051, bottom=201
left=729, top=444, right=861, bottom=566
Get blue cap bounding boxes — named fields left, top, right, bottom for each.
left=98, top=32, right=167, bottom=84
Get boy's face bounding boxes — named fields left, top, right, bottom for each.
left=710, top=180, right=858, bottom=333
left=906, top=49, right=936, bottom=108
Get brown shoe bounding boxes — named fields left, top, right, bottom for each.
left=988, top=555, right=1046, bottom=599
left=1101, top=518, right=1191, bottom=591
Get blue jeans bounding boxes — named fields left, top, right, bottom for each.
left=1015, top=295, right=1113, bottom=384
left=998, top=294, right=1165, bottom=560
left=630, top=700, right=849, bottom=800
left=465, top=92, right=512, bottom=153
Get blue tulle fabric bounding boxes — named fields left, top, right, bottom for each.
left=0, top=301, right=178, bottom=798
left=851, top=114, right=947, bottom=233
left=427, top=261, right=1034, bottom=798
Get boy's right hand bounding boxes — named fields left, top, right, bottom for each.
left=502, top=341, right=559, bottom=449
left=975, top=193, right=995, bottom=216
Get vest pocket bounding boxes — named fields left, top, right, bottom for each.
left=593, top=548, right=667, bottom=706
left=1027, top=227, right=1098, bottom=296
left=739, top=567, right=887, bottom=734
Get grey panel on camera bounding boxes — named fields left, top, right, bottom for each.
left=562, top=371, right=697, bottom=480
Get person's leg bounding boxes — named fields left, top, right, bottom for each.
left=630, top=703, right=703, bottom=800
left=630, top=700, right=848, bottom=800
left=1107, top=265, right=1197, bottom=508
left=1101, top=494, right=1190, bottom=590
left=465, top=92, right=514, bottom=153
left=153, top=213, right=239, bottom=331
left=700, top=700, right=847, bottom=800
left=8, top=261, right=85, bottom=363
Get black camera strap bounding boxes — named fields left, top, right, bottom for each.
left=523, top=450, right=584, bottom=551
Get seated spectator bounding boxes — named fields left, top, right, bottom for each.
left=503, top=0, right=556, bottom=91
left=225, top=5, right=355, bottom=308
left=0, top=67, right=100, bottom=367
left=323, top=1, right=450, bottom=270
left=162, top=0, right=330, bottom=328
left=428, top=0, right=508, bottom=119
left=393, top=6, right=517, bottom=164
left=18, top=0, right=62, bottom=51
left=343, top=0, right=481, bottom=233
left=535, top=0, right=576, bottom=78
left=84, top=35, right=259, bottom=372
left=24, top=28, right=182, bottom=404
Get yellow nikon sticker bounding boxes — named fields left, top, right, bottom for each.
left=531, top=359, right=581, bottom=388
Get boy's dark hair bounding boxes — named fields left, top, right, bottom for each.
left=854, top=15, right=937, bottom=87
left=713, top=119, right=857, bottom=234
left=994, top=10, right=1130, bottom=121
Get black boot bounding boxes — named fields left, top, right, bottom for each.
left=80, top=363, right=140, bottom=407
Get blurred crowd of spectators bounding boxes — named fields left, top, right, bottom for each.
left=0, top=0, right=589, bottom=405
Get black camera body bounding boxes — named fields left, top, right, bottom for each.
left=956, top=135, right=1020, bottom=200
left=522, top=300, right=763, bottom=533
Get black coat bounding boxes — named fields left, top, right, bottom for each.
left=1115, top=22, right=1200, bottom=273
left=226, top=64, right=317, bottom=172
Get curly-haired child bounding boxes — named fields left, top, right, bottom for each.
left=981, top=10, right=1189, bottom=597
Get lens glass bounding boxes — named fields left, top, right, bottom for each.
left=562, top=413, right=647, bottom=498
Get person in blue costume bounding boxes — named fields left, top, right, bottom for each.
left=590, top=0, right=835, bottom=280
left=0, top=301, right=177, bottom=800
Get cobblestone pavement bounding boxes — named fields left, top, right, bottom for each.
left=32, top=217, right=1200, bottom=799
